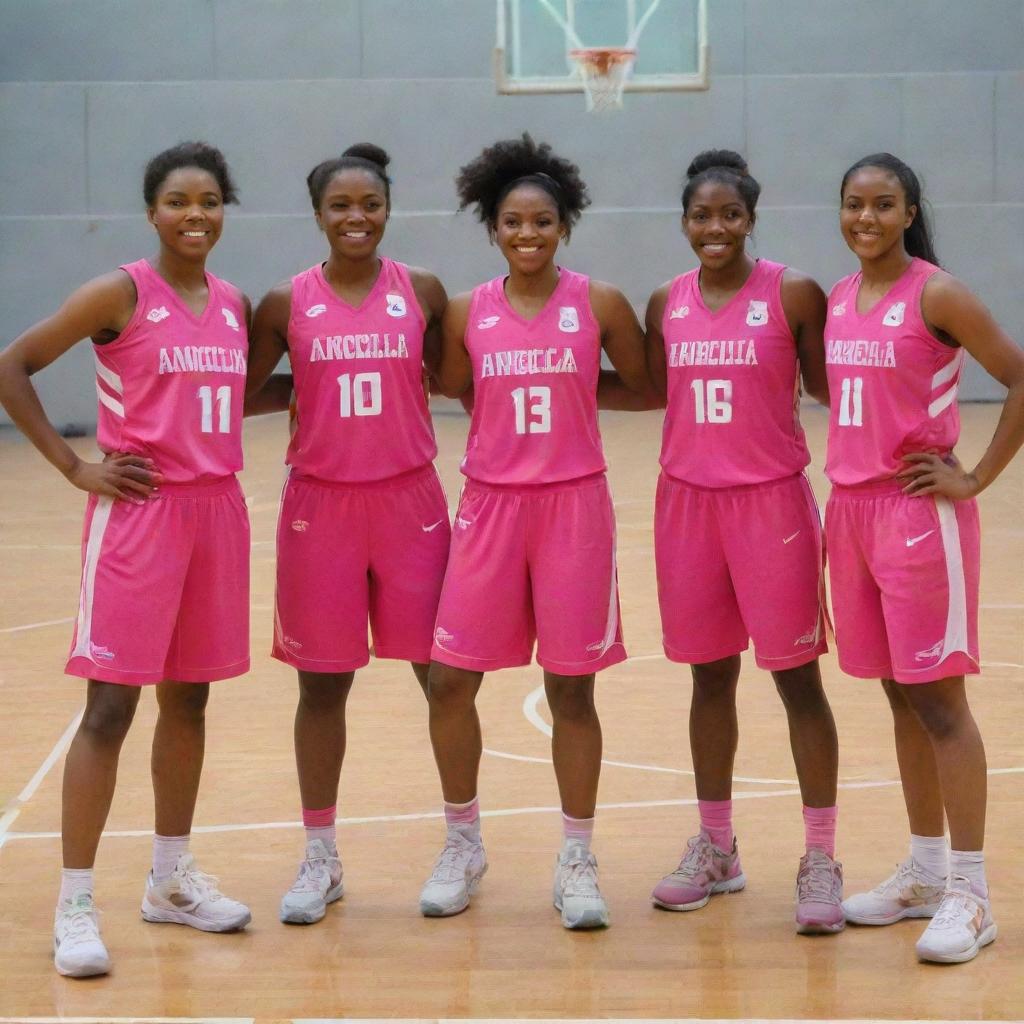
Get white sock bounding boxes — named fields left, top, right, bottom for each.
left=305, top=825, right=338, bottom=854
left=152, top=834, right=190, bottom=881
left=910, top=833, right=949, bottom=880
left=950, top=849, right=987, bottom=896
left=59, top=867, right=94, bottom=905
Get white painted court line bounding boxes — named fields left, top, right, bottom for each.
left=0, top=707, right=83, bottom=849
left=522, top=685, right=798, bottom=784
left=295, top=1018, right=1002, bottom=1024
left=5, top=768, right=1022, bottom=845
left=0, top=615, right=75, bottom=634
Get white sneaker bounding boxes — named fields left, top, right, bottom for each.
left=842, top=856, right=945, bottom=925
left=915, top=875, right=997, bottom=964
left=553, top=842, right=609, bottom=930
left=280, top=839, right=344, bottom=924
left=419, top=828, right=487, bottom=917
left=141, top=853, right=251, bottom=932
left=54, top=893, right=110, bottom=978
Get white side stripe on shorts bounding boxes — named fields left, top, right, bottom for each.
left=597, top=486, right=620, bottom=656
left=70, top=497, right=114, bottom=663
left=934, top=495, right=970, bottom=663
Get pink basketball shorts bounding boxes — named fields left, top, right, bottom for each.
left=655, top=471, right=828, bottom=670
left=65, top=476, right=250, bottom=685
left=430, top=472, right=626, bottom=675
left=825, top=480, right=980, bottom=684
left=273, top=465, right=451, bottom=672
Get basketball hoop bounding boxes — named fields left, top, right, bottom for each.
left=568, top=47, right=636, bottom=113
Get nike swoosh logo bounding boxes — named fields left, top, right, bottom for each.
left=422, top=520, right=444, bottom=532
left=783, top=532, right=800, bottom=544
left=906, top=530, right=935, bottom=547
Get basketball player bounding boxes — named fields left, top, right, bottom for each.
left=0, top=143, right=252, bottom=977
left=244, top=144, right=450, bottom=926
left=418, top=134, right=648, bottom=930
left=602, top=150, right=843, bottom=932
left=826, top=154, right=1024, bottom=962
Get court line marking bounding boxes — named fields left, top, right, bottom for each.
left=0, top=615, right=75, bottom=634
left=0, top=707, right=83, bottom=850
left=7, top=770, right=1023, bottom=845
left=522, top=684, right=798, bottom=783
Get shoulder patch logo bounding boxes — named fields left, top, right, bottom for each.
left=558, top=306, right=580, bottom=333
left=221, top=307, right=240, bottom=331
left=883, top=302, right=906, bottom=327
left=386, top=293, right=406, bottom=318
left=669, top=305, right=690, bottom=320
left=831, top=302, right=846, bottom=316
left=305, top=303, right=327, bottom=318
left=147, top=306, right=170, bottom=323
left=477, top=315, right=500, bottom=330
left=746, top=300, right=769, bottom=327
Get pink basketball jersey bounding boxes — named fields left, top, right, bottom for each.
left=92, top=259, right=247, bottom=483
left=824, top=258, right=963, bottom=485
left=460, top=270, right=605, bottom=485
left=286, top=258, right=437, bottom=482
left=660, top=259, right=810, bottom=487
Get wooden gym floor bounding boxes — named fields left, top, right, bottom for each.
left=0, top=402, right=1021, bottom=1023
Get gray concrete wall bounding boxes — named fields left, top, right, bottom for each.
left=2, top=0, right=1022, bottom=428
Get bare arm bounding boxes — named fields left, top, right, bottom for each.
left=243, top=281, right=292, bottom=416
left=899, top=272, right=1024, bottom=498
left=436, top=292, right=473, bottom=398
left=781, top=269, right=830, bottom=407
left=0, top=271, right=159, bottom=498
left=409, top=266, right=449, bottom=388
left=598, top=283, right=668, bottom=411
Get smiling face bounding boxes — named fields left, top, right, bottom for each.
left=840, top=166, right=916, bottom=262
left=682, top=180, right=753, bottom=271
left=315, top=168, right=389, bottom=259
left=493, top=184, right=564, bottom=275
left=147, top=167, right=224, bottom=260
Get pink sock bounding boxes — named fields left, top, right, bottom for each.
left=444, top=797, right=480, bottom=838
left=803, top=805, right=838, bottom=858
left=562, top=813, right=594, bottom=851
left=698, top=799, right=733, bottom=851
left=302, top=805, right=337, bottom=852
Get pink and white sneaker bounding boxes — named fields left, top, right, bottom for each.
left=795, top=848, right=845, bottom=934
left=651, top=833, right=746, bottom=911
left=915, top=875, right=997, bottom=964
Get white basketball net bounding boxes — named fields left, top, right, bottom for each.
left=569, top=47, right=636, bottom=113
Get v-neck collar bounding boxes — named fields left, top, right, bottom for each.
left=692, top=259, right=760, bottom=321
left=316, top=258, right=386, bottom=314
left=498, top=270, right=565, bottom=327
left=851, top=258, right=916, bottom=320
left=145, top=260, right=215, bottom=324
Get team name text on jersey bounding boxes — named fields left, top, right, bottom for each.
left=158, top=346, right=247, bottom=375
left=309, top=334, right=409, bottom=362
left=825, top=339, right=897, bottom=368
left=479, top=347, right=578, bottom=379
left=668, top=339, right=759, bottom=367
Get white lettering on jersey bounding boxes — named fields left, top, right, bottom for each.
left=308, top=333, right=410, bottom=361
left=221, top=307, right=240, bottom=331
left=746, top=300, right=769, bottom=326
left=479, top=347, right=579, bottom=378
left=882, top=302, right=906, bottom=326
left=386, top=293, right=407, bottom=317
left=825, top=339, right=897, bottom=367
left=158, top=346, right=247, bottom=374
left=147, top=306, right=170, bottom=323
left=558, top=306, right=580, bottom=333
left=668, top=339, right=759, bottom=368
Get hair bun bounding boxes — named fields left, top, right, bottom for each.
left=686, top=149, right=748, bottom=179
left=342, top=143, right=391, bottom=170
